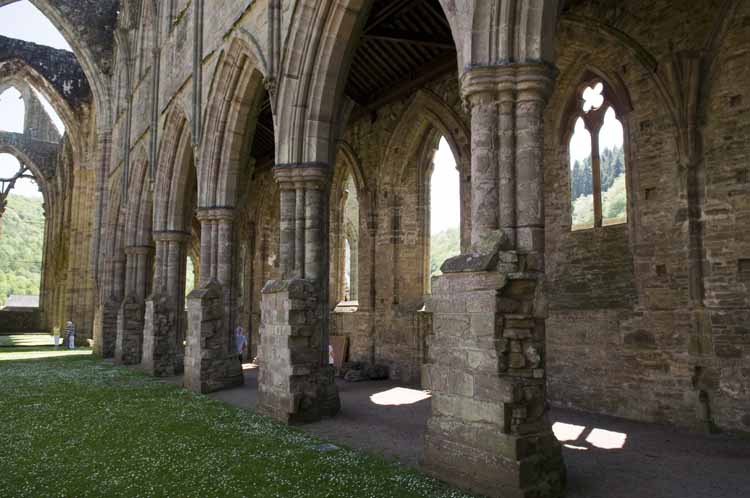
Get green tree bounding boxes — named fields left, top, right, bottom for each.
left=0, top=194, right=44, bottom=307
left=430, top=226, right=461, bottom=277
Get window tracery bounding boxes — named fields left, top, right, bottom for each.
left=568, top=79, right=628, bottom=230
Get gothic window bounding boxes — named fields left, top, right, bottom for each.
left=569, top=80, right=628, bottom=230
left=338, top=173, right=359, bottom=303
left=185, top=256, right=195, bottom=297
left=0, top=88, right=25, bottom=133
left=427, top=137, right=460, bottom=283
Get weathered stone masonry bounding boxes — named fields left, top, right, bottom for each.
left=4, top=1, right=749, bottom=497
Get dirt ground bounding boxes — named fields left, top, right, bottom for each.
left=200, top=366, right=750, bottom=498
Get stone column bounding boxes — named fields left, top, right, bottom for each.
left=256, top=164, right=340, bottom=424
left=278, top=187, right=296, bottom=278
left=294, top=183, right=306, bottom=278
left=184, top=209, right=243, bottom=393
left=422, top=64, right=564, bottom=498
left=115, top=245, right=154, bottom=365
left=464, top=75, right=501, bottom=247
left=142, top=231, right=190, bottom=376
left=515, top=65, right=553, bottom=262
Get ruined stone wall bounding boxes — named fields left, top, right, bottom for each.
left=235, top=168, right=281, bottom=360
left=699, top=2, right=750, bottom=432
left=0, top=309, right=42, bottom=333
left=329, top=76, right=470, bottom=384
left=98, top=0, right=750, bottom=433
left=544, top=1, right=750, bottom=433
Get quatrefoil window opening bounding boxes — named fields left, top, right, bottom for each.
left=582, top=82, right=605, bottom=113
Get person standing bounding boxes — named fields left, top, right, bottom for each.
left=235, top=325, right=246, bottom=362
left=64, top=320, right=75, bottom=350
left=53, top=326, right=60, bottom=350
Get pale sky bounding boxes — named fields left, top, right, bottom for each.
left=0, top=1, right=72, bottom=51
left=430, top=137, right=461, bottom=234
left=0, top=0, right=70, bottom=198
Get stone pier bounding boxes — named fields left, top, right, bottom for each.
left=184, top=282, right=243, bottom=393
left=257, top=279, right=340, bottom=424
left=423, top=253, right=565, bottom=498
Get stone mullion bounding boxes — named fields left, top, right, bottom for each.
left=0, top=199, right=6, bottom=239
left=590, top=131, right=603, bottom=228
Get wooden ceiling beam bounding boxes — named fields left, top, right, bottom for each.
left=348, top=54, right=457, bottom=121
left=365, top=0, right=424, bottom=33
left=363, top=29, right=455, bottom=50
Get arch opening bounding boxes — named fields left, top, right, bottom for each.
left=0, top=152, right=44, bottom=309
left=426, top=136, right=461, bottom=285
left=0, top=87, right=25, bottom=133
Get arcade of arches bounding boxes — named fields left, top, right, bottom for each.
left=2, top=1, right=749, bottom=497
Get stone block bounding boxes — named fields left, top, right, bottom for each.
left=141, top=294, right=178, bottom=377
left=114, top=295, right=145, bottom=366
left=184, top=282, right=243, bottom=393
left=257, top=279, right=340, bottom=424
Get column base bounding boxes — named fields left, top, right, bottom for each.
left=257, top=279, right=341, bottom=424
left=423, top=420, right=565, bottom=498
left=422, top=259, right=565, bottom=498
left=142, top=293, right=178, bottom=377
left=114, top=295, right=145, bottom=365
left=184, top=282, right=243, bottom=393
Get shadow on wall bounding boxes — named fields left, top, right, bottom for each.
left=0, top=308, right=42, bottom=333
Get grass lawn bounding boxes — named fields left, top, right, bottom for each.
left=0, top=347, right=472, bottom=498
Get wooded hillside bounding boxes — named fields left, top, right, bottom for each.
left=0, top=194, right=44, bottom=307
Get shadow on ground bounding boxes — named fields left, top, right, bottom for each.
left=202, top=366, right=750, bottom=498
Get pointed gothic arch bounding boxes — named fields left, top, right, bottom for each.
left=198, top=35, right=270, bottom=209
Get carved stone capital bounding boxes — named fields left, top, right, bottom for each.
left=460, top=63, right=556, bottom=106
left=125, top=245, right=155, bottom=256
left=273, top=163, right=329, bottom=190
left=152, top=230, right=191, bottom=243
left=195, top=207, right=235, bottom=222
